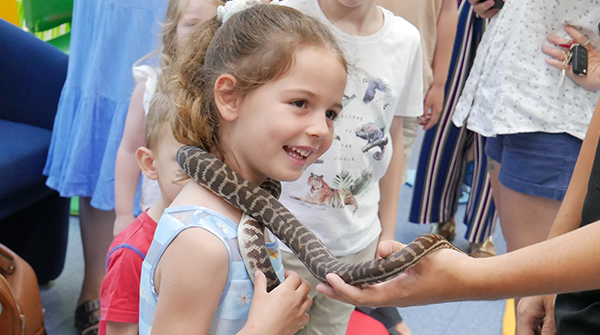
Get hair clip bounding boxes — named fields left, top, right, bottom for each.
left=217, top=0, right=262, bottom=23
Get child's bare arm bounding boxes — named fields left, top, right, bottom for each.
left=151, top=228, right=229, bottom=334
left=378, top=116, right=404, bottom=243
left=114, top=80, right=147, bottom=235
left=106, top=321, right=138, bottom=335
left=150, top=228, right=311, bottom=335
left=421, top=0, right=457, bottom=130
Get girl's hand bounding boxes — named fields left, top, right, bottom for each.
left=420, top=84, right=445, bottom=130
left=468, top=0, right=500, bottom=19
left=316, top=240, right=471, bottom=307
left=242, top=270, right=312, bottom=335
left=543, top=25, right=600, bottom=91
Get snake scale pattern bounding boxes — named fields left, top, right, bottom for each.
left=178, top=145, right=464, bottom=289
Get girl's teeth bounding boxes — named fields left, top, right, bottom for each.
left=289, top=151, right=304, bottom=159
left=287, top=146, right=310, bottom=158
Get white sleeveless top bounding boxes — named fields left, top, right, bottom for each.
left=132, top=65, right=161, bottom=211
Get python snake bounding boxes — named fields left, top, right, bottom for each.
left=178, top=145, right=464, bottom=290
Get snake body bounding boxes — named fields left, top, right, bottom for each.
left=178, top=146, right=463, bottom=289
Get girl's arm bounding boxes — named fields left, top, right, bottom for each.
left=152, top=228, right=312, bottom=335
left=106, top=322, right=138, bottom=335
left=114, top=80, right=147, bottom=236
left=316, top=221, right=600, bottom=307
left=151, top=228, right=228, bottom=334
left=378, top=116, right=404, bottom=242
left=420, top=0, right=457, bottom=130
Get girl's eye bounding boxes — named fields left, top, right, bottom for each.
left=325, top=110, right=339, bottom=121
left=291, top=100, right=307, bottom=109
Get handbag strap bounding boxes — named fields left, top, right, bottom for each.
left=0, top=243, right=16, bottom=275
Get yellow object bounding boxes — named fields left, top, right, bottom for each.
left=503, top=299, right=516, bottom=335
left=0, top=0, right=19, bottom=25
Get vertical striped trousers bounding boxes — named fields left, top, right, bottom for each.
left=409, top=0, right=497, bottom=244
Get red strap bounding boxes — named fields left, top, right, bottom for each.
left=558, top=41, right=576, bottom=49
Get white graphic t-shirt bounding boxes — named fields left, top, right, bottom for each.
left=280, top=0, right=423, bottom=256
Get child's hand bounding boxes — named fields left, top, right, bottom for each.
left=543, top=25, right=600, bottom=91
left=420, top=84, right=445, bottom=130
left=242, top=270, right=312, bottom=335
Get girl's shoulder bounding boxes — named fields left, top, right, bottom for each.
left=159, top=205, right=239, bottom=240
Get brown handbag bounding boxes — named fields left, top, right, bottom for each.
left=0, top=243, right=45, bottom=335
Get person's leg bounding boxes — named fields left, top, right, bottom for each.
left=77, top=196, right=115, bottom=305
left=487, top=133, right=581, bottom=253
left=495, top=184, right=561, bottom=252
left=486, top=132, right=581, bottom=317
left=463, top=134, right=497, bottom=257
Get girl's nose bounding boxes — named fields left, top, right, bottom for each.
left=307, top=112, right=332, bottom=140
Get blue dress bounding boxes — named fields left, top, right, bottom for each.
left=139, top=206, right=285, bottom=334
left=43, top=0, right=167, bottom=210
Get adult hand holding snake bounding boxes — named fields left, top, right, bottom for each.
left=315, top=240, right=470, bottom=307
left=317, top=221, right=600, bottom=308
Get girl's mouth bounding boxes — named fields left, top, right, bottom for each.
left=284, top=145, right=314, bottom=160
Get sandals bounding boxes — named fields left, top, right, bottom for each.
left=75, top=299, right=101, bottom=335
left=429, top=218, right=456, bottom=242
left=470, top=236, right=497, bottom=258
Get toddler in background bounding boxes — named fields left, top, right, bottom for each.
left=113, top=0, right=221, bottom=235
left=138, top=3, right=348, bottom=334
left=100, top=90, right=185, bottom=335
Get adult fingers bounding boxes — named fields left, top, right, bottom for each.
left=544, top=57, right=567, bottom=72
left=547, top=34, right=573, bottom=48
left=470, top=0, right=500, bottom=20
left=564, top=25, right=591, bottom=46
left=542, top=44, right=567, bottom=61
left=315, top=274, right=356, bottom=304
left=320, top=273, right=376, bottom=306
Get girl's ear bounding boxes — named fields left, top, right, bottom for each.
left=136, top=147, right=159, bottom=181
left=214, top=74, right=239, bottom=121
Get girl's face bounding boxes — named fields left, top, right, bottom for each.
left=221, top=46, right=347, bottom=185
left=176, top=0, right=219, bottom=48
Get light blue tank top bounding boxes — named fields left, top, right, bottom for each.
left=139, top=206, right=285, bottom=334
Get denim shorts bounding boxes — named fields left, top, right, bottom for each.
left=485, top=132, right=582, bottom=201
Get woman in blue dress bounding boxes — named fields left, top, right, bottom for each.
left=43, top=0, right=167, bottom=333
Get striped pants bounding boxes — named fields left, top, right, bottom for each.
left=409, top=0, right=497, bottom=244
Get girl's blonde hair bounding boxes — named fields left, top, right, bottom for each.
left=169, top=4, right=347, bottom=159
left=134, top=0, right=225, bottom=70
left=145, top=89, right=176, bottom=150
